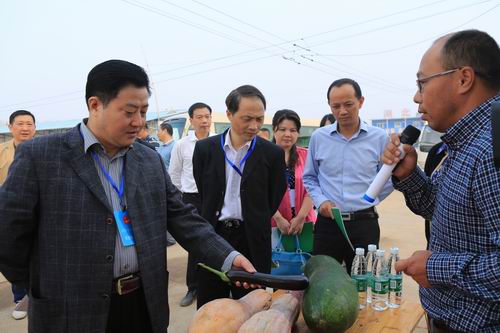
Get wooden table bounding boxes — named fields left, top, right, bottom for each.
left=273, top=291, right=425, bottom=333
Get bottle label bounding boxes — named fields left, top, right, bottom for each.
left=389, top=275, right=402, bottom=292
left=372, top=278, right=389, bottom=295
left=353, top=275, right=367, bottom=292
left=366, top=273, right=373, bottom=288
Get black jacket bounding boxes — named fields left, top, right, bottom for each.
left=193, top=131, right=287, bottom=273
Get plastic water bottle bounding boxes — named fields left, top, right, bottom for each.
left=351, top=248, right=367, bottom=310
left=365, top=244, right=377, bottom=303
left=371, top=249, right=389, bottom=311
left=388, top=247, right=402, bottom=308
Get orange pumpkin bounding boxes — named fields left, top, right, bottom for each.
left=188, top=289, right=272, bottom=333
left=238, top=293, right=300, bottom=333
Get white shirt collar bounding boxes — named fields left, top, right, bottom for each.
left=224, top=129, right=252, bottom=151
left=189, top=131, right=212, bottom=142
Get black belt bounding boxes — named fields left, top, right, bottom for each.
left=182, top=192, right=200, bottom=197
left=219, top=219, right=242, bottom=228
left=341, top=207, right=378, bottom=221
left=112, top=273, right=141, bottom=296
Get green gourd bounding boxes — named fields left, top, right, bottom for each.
left=302, top=255, right=359, bottom=333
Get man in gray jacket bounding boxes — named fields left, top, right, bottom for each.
left=0, top=59, right=255, bottom=333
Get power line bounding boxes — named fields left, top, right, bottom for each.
left=121, top=0, right=303, bottom=69
left=297, top=0, right=450, bottom=41
left=0, top=90, right=82, bottom=111
left=121, top=0, right=263, bottom=49
left=147, top=0, right=412, bottom=91
left=155, top=47, right=410, bottom=96
left=190, top=0, right=289, bottom=42
left=0, top=0, right=491, bottom=111
left=153, top=0, right=290, bottom=52
left=184, top=1, right=413, bottom=91
left=123, top=0, right=359, bottom=88
left=306, top=0, right=494, bottom=49
left=0, top=96, right=83, bottom=114
left=0, top=0, right=465, bottom=109
left=317, top=2, right=500, bottom=57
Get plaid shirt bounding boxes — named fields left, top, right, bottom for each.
left=395, top=94, right=500, bottom=332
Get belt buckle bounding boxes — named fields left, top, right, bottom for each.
left=225, top=219, right=240, bottom=228
left=341, top=213, right=352, bottom=221
left=116, top=274, right=134, bottom=296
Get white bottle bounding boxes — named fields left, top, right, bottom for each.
left=371, top=249, right=389, bottom=312
left=351, top=248, right=367, bottom=310
left=388, top=247, right=403, bottom=308
left=365, top=244, right=377, bottom=303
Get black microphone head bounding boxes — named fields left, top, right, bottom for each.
left=400, top=125, right=421, bottom=145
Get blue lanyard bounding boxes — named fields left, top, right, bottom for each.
left=78, top=124, right=127, bottom=210
left=91, top=151, right=126, bottom=210
left=220, top=134, right=256, bottom=177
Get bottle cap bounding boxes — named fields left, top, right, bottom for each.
left=356, top=248, right=365, bottom=255
left=390, top=247, right=399, bottom=254
left=376, top=249, right=385, bottom=256
left=368, top=244, right=377, bottom=252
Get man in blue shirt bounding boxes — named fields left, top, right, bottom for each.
left=303, top=78, right=393, bottom=274
left=137, top=123, right=160, bottom=149
left=156, top=121, right=175, bottom=169
left=382, top=30, right=500, bottom=332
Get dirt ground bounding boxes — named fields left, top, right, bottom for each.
left=0, top=191, right=429, bottom=333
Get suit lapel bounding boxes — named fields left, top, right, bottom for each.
left=214, top=134, right=226, bottom=187
left=63, top=125, right=112, bottom=212
left=124, top=146, right=141, bottom=205
left=241, top=137, right=263, bottom=182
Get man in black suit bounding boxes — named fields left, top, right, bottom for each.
left=193, top=85, right=287, bottom=308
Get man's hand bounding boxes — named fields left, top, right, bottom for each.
left=275, top=215, right=291, bottom=235
left=289, top=215, right=305, bottom=235
left=319, top=201, right=335, bottom=219
left=395, top=250, right=432, bottom=288
left=381, top=133, right=418, bottom=180
left=232, top=255, right=260, bottom=289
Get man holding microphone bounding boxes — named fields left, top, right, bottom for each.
left=382, top=30, right=500, bottom=332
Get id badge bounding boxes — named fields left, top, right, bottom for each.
left=114, top=209, right=136, bottom=247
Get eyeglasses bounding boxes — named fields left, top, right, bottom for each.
left=416, top=68, right=459, bottom=93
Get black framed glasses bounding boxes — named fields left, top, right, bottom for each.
left=416, top=68, right=459, bottom=93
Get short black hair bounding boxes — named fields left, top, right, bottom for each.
left=259, top=128, right=271, bottom=134
left=9, top=110, right=35, bottom=125
left=320, top=114, right=335, bottom=127
left=440, top=29, right=500, bottom=89
left=188, top=102, right=212, bottom=118
left=327, top=78, right=362, bottom=103
left=85, top=59, right=151, bottom=107
left=225, top=85, right=266, bottom=114
left=160, top=121, right=173, bottom=136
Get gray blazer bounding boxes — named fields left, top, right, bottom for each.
left=0, top=125, right=233, bottom=333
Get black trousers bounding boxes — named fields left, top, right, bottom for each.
left=182, top=192, right=202, bottom=292
left=196, top=222, right=255, bottom=309
left=106, top=287, right=152, bottom=333
left=426, top=314, right=463, bottom=333
left=313, top=214, right=380, bottom=274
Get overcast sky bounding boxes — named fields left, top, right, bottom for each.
left=1, top=0, right=499, bottom=125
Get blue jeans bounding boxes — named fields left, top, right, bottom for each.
left=11, top=283, right=27, bottom=303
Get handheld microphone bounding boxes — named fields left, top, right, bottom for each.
left=363, top=125, right=421, bottom=203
